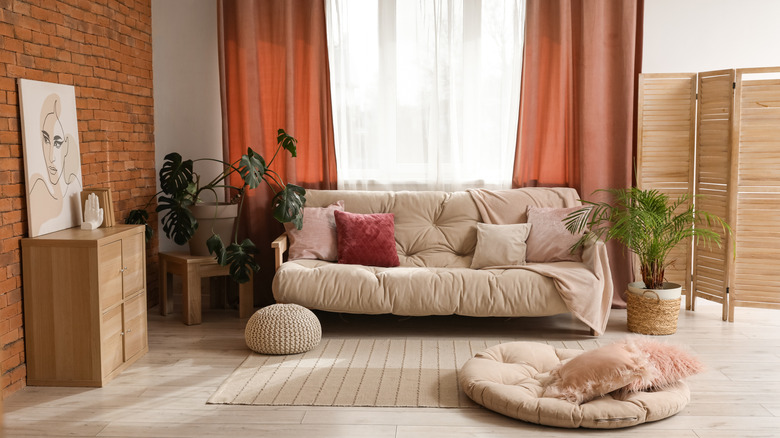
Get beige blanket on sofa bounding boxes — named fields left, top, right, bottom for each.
left=468, top=189, right=612, bottom=335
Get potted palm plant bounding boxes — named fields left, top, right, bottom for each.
left=126, top=129, right=305, bottom=284
left=564, top=187, right=730, bottom=334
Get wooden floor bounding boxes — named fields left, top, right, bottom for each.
left=4, top=299, right=780, bottom=437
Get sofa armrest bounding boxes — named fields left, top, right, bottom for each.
left=271, top=233, right=288, bottom=271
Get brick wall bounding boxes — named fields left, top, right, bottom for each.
left=0, top=0, right=157, bottom=398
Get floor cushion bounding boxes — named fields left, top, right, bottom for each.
left=459, top=342, right=690, bottom=429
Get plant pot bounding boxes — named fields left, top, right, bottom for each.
left=627, top=281, right=682, bottom=300
left=189, top=203, right=238, bottom=257
left=626, top=282, right=682, bottom=336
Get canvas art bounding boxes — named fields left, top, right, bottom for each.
left=18, top=79, right=84, bottom=237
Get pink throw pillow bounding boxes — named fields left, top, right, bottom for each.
left=525, top=206, right=584, bottom=263
left=542, top=341, right=654, bottom=404
left=621, top=338, right=705, bottom=392
left=334, top=210, right=400, bottom=267
left=283, top=201, right=344, bottom=261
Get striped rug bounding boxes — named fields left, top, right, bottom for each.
left=208, top=338, right=507, bottom=407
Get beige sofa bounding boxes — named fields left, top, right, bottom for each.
left=272, top=188, right=613, bottom=335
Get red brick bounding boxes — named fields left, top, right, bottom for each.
left=0, top=0, right=154, bottom=399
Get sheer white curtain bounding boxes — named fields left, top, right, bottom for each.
left=326, top=0, right=525, bottom=191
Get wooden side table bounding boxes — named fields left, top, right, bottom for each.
left=159, top=252, right=254, bottom=325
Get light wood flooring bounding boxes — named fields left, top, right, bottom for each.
left=4, top=299, right=780, bottom=437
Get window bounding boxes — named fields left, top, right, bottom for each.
left=326, top=0, right=525, bottom=190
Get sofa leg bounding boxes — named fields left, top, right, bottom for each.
left=589, top=327, right=598, bottom=337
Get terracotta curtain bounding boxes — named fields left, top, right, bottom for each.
left=219, top=0, right=338, bottom=305
left=513, top=0, right=643, bottom=307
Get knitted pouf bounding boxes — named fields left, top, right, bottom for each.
left=245, top=304, right=322, bottom=355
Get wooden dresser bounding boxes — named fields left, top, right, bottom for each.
left=22, top=225, right=148, bottom=387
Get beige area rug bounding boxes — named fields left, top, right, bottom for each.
left=209, top=338, right=510, bottom=407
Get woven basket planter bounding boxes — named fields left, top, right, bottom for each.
left=245, top=304, right=321, bottom=355
left=626, top=290, right=681, bottom=335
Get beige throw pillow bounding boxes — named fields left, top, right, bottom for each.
left=525, top=206, right=584, bottom=263
left=283, top=200, right=344, bottom=261
left=470, top=223, right=532, bottom=269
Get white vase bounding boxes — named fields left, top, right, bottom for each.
left=627, top=281, right=682, bottom=301
left=188, top=203, right=238, bottom=257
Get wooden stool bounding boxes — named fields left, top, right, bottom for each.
left=159, top=252, right=254, bottom=325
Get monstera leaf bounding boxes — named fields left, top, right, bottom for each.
left=277, top=129, right=298, bottom=157
left=156, top=194, right=197, bottom=245
left=159, top=153, right=194, bottom=195
left=272, top=184, right=306, bottom=229
left=125, top=209, right=153, bottom=242
left=238, top=148, right=267, bottom=189
left=206, top=234, right=228, bottom=265
left=224, top=239, right=259, bottom=284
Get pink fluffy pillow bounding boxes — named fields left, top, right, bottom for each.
left=543, top=338, right=705, bottom=405
left=284, top=201, right=344, bottom=261
left=622, top=338, right=704, bottom=392
left=334, top=210, right=400, bottom=267
left=525, top=206, right=584, bottom=263
left=542, top=341, right=654, bottom=404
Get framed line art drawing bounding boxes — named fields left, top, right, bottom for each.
left=18, top=79, right=84, bottom=237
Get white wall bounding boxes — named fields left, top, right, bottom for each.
left=643, top=0, right=780, bottom=73
left=152, top=0, right=223, bottom=252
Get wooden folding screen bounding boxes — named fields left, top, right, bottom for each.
left=729, top=67, right=780, bottom=321
left=636, top=73, right=696, bottom=305
left=691, top=69, right=734, bottom=321
left=638, top=67, right=780, bottom=322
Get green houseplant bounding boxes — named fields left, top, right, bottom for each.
left=563, top=187, right=730, bottom=293
left=126, top=129, right=305, bottom=283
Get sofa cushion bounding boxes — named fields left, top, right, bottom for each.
left=272, top=260, right=571, bottom=317
left=334, top=211, right=400, bottom=267
left=526, top=206, right=584, bottom=263
left=283, top=201, right=344, bottom=261
left=470, top=223, right=532, bottom=269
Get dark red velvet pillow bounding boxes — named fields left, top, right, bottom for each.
left=334, top=210, right=400, bottom=267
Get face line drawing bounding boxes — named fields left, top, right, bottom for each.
left=40, top=98, right=69, bottom=186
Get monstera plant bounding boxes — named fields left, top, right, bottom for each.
left=126, top=129, right=305, bottom=283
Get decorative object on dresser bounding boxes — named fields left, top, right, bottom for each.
left=21, top=225, right=148, bottom=387
left=18, top=79, right=84, bottom=238
left=80, top=193, right=104, bottom=230
left=272, top=187, right=613, bottom=336
left=565, top=187, right=730, bottom=335
left=126, top=129, right=306, bottom=284
left=244, top=304, right=321, bottom=355
left=80, top=187, right=116, bottom=228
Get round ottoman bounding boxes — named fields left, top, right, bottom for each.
left=459, top=342, right=690, bottom=429
left=245, top=304, right=321, bottom=355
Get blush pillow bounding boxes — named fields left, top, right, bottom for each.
left=621, top=338, right=705, bottom=393
left=283, top=201, right=344, bottom=261
left=334, top=210, right=400, bottom=267
left=542, top=340, right=654, bottom=404
left=525, top=206, right=584, bottom=263
left=470, top=223, right=532, bottom=269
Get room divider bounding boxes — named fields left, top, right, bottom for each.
left=637, top=67, right=780, bottom=322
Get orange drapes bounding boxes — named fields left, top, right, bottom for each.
left=514, top=0, right=643, bottom=307
left=219, top=0, right=337, bottom=305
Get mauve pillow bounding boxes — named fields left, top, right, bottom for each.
left=525, top=205, right=584, bottom=263
left=283, top=201, right=345, bottom=261
left=621, top=338, right=704, bottom=393
left=470, top=223, right=532, bottom=269
left=542, top=341, right=654, bottom=404
left=334, top=210, right=400, bottom=267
